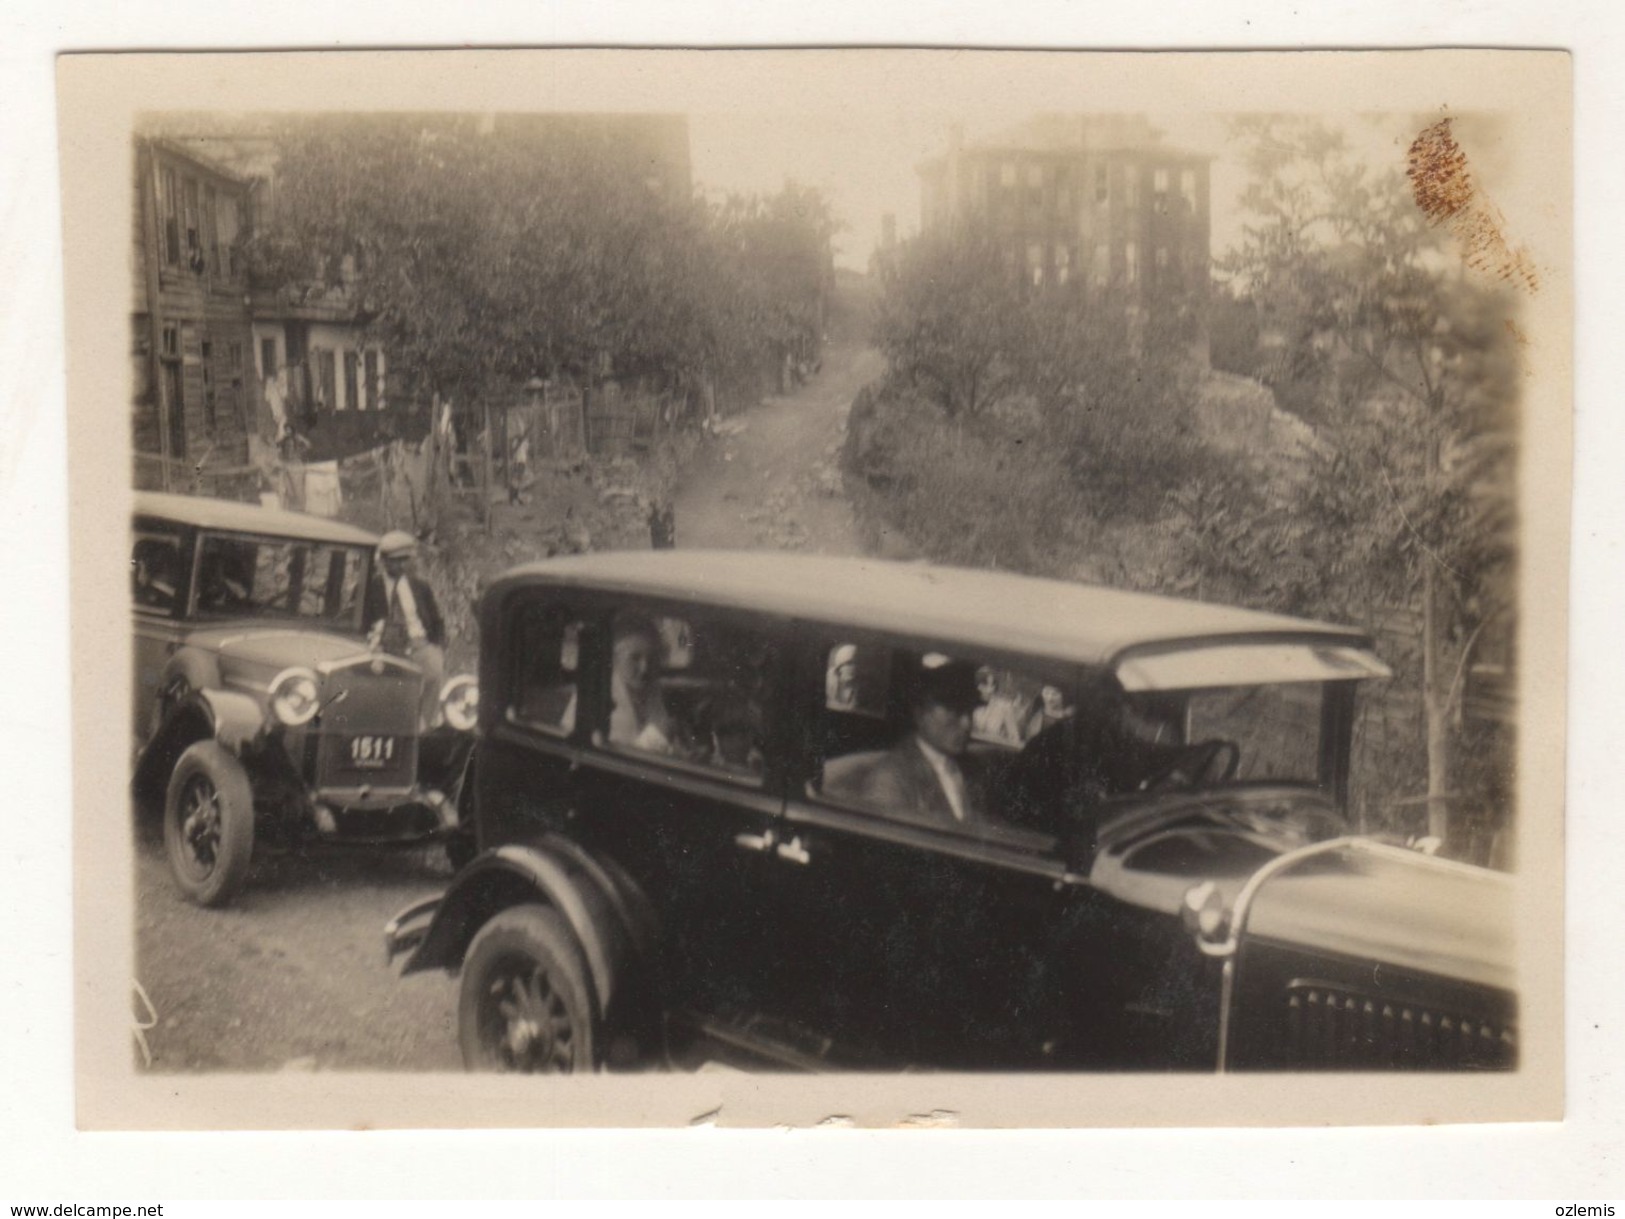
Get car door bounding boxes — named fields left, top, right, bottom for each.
left=562, top=597, right=792, bottom=1032
left=766, top=629, right=1111, bottom=1068
left=130, top=521, right=190, bottom=745
left=476, top=589, right=593, bottom=856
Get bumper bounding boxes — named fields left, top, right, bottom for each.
left=384, top=894, right=443, bottom=966
left=309, top=784, right=460, bottom=842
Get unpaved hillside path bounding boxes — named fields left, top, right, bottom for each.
left=673, top=338, right=885, bottom=555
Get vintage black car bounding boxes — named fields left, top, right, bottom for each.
left=132, top=492, right=478, bottom=906
left=385, top=551, right=1515, bottom=1072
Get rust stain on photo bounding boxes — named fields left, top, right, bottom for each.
left=1407, top=118, right=1539, bottom=293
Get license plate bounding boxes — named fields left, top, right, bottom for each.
left=348, top=735, right=398, bottom=769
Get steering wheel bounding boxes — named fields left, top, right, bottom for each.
left=1142, top=738, right=1242, bottom=792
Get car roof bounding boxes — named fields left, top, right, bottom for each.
left=489, top=550, right=1375, bottom=669
left=133, top=491, right=379, bottom=548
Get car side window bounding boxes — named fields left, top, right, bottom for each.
left=507, top=601, right=586, bottom=737
left=586, top=605, right=775, bottom=783
left=823, top=641, right=887, bottom=716
left=132, top=532, right=183, bottom=613
left=813, top=639, right=1070, bottom=841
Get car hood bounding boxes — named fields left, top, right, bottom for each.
left=1087, top=786, right=1347, bottom=914
left=1244, top=846, right=1516, bottom=992
left=182, top=623, right=374, bottom=672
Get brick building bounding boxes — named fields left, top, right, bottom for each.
left=917, top=115, right=1212, bottom=322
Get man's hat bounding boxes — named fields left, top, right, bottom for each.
left=378, top=530, right=417, bottom=559
left=912, top=653, right=982, bottom=713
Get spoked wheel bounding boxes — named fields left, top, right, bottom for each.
left=162, top=740, right=255, bottom=907
left=458, top=904, right=595, bottom=1073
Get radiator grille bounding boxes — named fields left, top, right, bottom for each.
left=1280, top=980, right=1516, bottom=1070
left=314, top=664, right=420, bottom=792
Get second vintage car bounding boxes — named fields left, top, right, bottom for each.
left=132, top=492, right=479, bottom=906
left=386, top=551, right=1516, bottom=1073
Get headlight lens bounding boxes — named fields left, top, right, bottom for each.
left=1180, top=880, right=1229, bottom=941
left=440, top=674, right=479, bottom=731
left=269, top=668, right=320, bottom=727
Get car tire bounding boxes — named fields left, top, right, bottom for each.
left=162, top=740, right=255, bottom=908
left=458, top=904, right=596, bottom=1073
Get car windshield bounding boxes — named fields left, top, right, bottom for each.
left=192, top=531, right=369, bottom=630
left=1096, top=682, right=1326, bottom=795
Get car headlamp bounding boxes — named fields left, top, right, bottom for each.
left=269, top=668, right=321, bottom=727
left=1180, top=880, right=1229, bottom=943
left=440, top=674, right=480, bottom=732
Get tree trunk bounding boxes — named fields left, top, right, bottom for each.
left=1421, top=558, right=1453, bottom=845
left=481, top=399, right=493, bottom=535
left=1419, top=409, right=1453, bottom=847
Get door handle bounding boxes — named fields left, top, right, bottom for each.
left=775, top=835, right=812, bottom=866
left=733, top=829, right=776, bottom=853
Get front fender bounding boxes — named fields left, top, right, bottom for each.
left=195, top=687, right=268, bottom=751
left=403, top=838, right=656, bottom=1028
left=132, top=687, right=269, bottom=800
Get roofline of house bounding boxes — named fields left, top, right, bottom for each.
left=137, top=135, right=250, bottom=187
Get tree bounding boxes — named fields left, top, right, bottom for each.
left=711, top=183, right=840, bottom=374
left=871, top=224, right=1028, bottom=418
left=247, top=116, right=835, bottom=407
left=1223, top=116, right=1520, bottom=853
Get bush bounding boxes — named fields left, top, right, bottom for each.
left=846, top=384, right=1088, bottom=575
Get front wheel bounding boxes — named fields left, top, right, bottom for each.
left=162, top=740, right=255, bottom=907
left=458, top=904, right=596, bottom=1073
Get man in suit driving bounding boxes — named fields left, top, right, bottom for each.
left=823, top=654, right=990, bottom=828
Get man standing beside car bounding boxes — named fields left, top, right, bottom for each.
left=364, top=530, right=447, bottom=729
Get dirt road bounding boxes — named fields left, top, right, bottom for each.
left=134, top=822, right=460, bottom=1072
left=673, top=339, right=883, bottom=555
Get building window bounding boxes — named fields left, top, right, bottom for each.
left=160, top=168, right=180, bottom=266
left=159, top=324, right=185, bottom=460
left=1055, top=245, right=1072, bottom=286
left=1154, top=168, right=1170, bottom=193
left=182, top=177, right=202, bottom=271
left=219, top=194, right=240, bottom=279
left=1026, top=241, right=1045, bottom=287
left=203, top=185, right=220, bottom=277
left=1124, top=241, right=1140, bottom=285
left=1124, top=166, right=1138, bottom=210
left=343, top=349, right=360, bottom=412
left=201, top=338, right=216, bottom=430
left=1094, top=164, right=1109, bottom=205
left=315, top=348, right=337, bottom=410
left=260, top=338, right=278, bottom=380
left=1180, top=168, right=1198, bottom=208
left=1091, top=243, right=1110, bottom=287
left=364, top=350, right=381, bottom=411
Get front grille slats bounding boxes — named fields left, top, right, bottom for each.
left=1280, top=981, right=1515, bottom=1070
left=313, top=666, right=420, bottom=793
